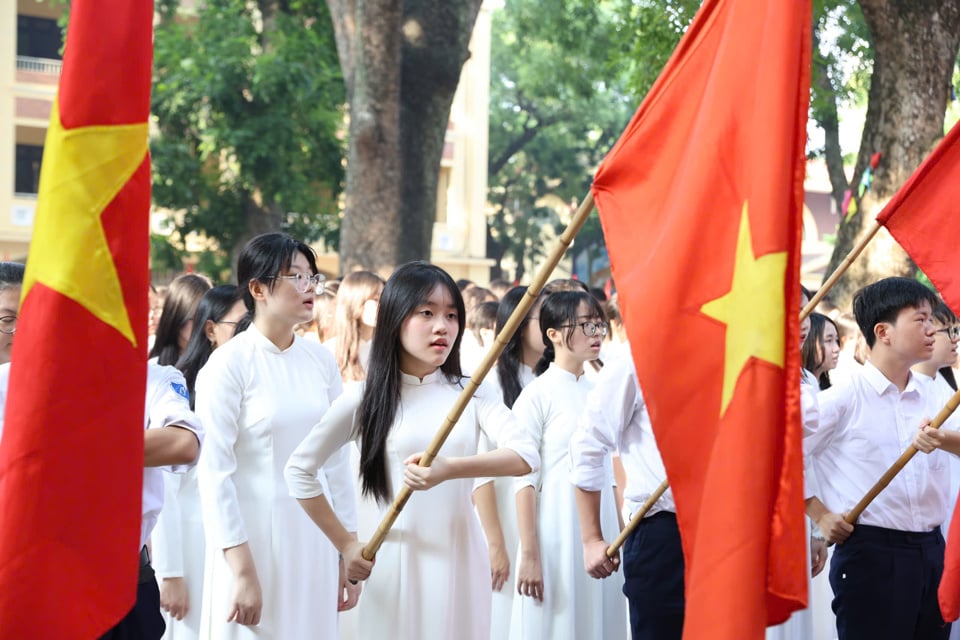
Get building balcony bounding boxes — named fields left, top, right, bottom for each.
left=15, top=55, right=61, bottom=86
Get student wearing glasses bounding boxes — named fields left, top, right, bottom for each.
left=196, top=233, right=357, bottom=640
left=510, top=290, right=626, bottom=640
left=0, top=261, right=24, bottom=365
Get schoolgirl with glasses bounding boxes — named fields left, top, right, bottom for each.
left=510, top=290, right=626, bottom=640
left=195, top=233, right=355, bottom=639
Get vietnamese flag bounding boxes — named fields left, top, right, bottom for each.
left=592, top=0, right=810, bottom=637
left=0, top=0, right=152, bottom=636
left=875, top=121, right=960, bottom=313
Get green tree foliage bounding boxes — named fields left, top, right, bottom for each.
left=151, top=0, right=345, bottom=270
left=487, top=0, right=639, bottom=281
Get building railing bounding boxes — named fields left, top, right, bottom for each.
left=16, top=56, right=62, bottom=76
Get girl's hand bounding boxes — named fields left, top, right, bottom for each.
left=489, top=542, right=510, bottom=592
left=338, top=557, right=362, bottom=611
left=227, top=573, right=262, bottom=626
left=402, top=453, right=452, bottom=490
left=159, top=577, right=189, bottom=620
left=516, top=549, right=544, bottom=602
left=342, top=540, right=375, bottom=582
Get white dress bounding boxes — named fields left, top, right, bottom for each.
left=196, top=326, right=354, bottom=640
left=285, top=371, right=540, bottom=640
left=475, top=365, right=535, bottom=640
left=153, top=467, right=205, bottom=639
left=508, top=364, right=626, bottom=640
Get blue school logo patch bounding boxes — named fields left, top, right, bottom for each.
left=171, top=382, right=190, bottom=399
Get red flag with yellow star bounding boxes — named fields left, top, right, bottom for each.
left=875, top=121, right=960, bottom=313
left=0, top=0, right=152, bottom=635
left=592, top=0, right=810, bottom=636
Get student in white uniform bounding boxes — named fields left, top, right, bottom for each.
left=196, top=233, right=356, bottom=640
left=152, top=284, right=246, bottom=639
left=0, top=262, right=24, bottom=366
left=805, top=277, right=959, bottom=640
left=509, top=290, right=625, bottom=640
left=474, top=285, right=543, bottom=640
left=570, top=344, right=682, bottom=640
left=324, top=270, right=384, bottom=382
left=284, top=261, right=540, bottom=640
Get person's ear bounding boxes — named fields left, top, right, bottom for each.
left=545, top=327, right=562, bottom=346
left=249, top=279, right=267, bottom=302
left=204, top=319, right=217, bottom=346
left=874, top=321, right=892, bottom=345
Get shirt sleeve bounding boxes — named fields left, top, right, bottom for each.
left=315, top=358, right=357, bottom=530
left=284, top=384, right=360, bottom=500
left=570, top=355, right=633, bottom=492
left=195, top=352, right=249, bottom=550
left=148, top=365, right=204, bottom=473
left=474, top=379, right=540, bottom=476
left=509, top=384, right=544, bottom=492
left=800, top=381, right=821, bottom=500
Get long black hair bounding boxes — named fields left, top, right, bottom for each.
left=534, top=290, right=606, bottom=375
left=175, top=285, right=245, bottom=408
left=355, top=262, right=465, bottom=504
left=494, top=286, right=534, bottom=408
left=149, top=273, right=212, bottom=366
left=801, top=313, right=839, bottom=390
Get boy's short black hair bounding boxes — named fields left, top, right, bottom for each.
left=852, top=277, right=938, bottom=348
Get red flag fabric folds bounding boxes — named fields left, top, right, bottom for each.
left=0, top=0, right=153, bottom=636
left=592, top=0, right=811, bottom=637
left=875, top=121, right=960, bottom=314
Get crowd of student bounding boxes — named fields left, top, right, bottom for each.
left=0, top=231, right=958, bottom=640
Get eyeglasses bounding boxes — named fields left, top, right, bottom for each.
left=0, top=315, right=16, bottom=335
left=560, top=321, right=608, bottom=337
left=936, top=326, right=960, bottom=340
left=269, top=273, right=326, bottom=294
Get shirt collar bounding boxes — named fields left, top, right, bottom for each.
left=862, top=359, right=922, bottom=397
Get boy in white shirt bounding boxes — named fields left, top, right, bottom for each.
left=805, top=276, right=960, bottom=640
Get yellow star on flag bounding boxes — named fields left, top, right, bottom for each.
left=700, top=202, right=787, bottom=416
left=22, top=99, right=148, bottom=347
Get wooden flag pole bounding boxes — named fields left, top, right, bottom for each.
left=800, top=220, right=882, bottom=321
left=606, top=479, right=669, bottom=558
left=361, top=192, right=596, bottom=561
left=844, top=387, right=960, bottom=525
left=604, top=221, right=885, bottom=557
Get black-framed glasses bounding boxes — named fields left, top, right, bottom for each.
left=936, top=326, right=960, bottom=340
left=268, top=273, right=326, bottom=294
left=560, top=321, right=608, bottom=337
left=0, top=315, right=16, bottom=335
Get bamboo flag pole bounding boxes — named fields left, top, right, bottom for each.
left=844, top=388, right=960, bottom=525
left=604, top=220, right=887, bottom=558
left=800, top=220, right=882, bottom=321
left=606, top=479, right=669, bottom=558
left=360, top=192, right=597, bottom=561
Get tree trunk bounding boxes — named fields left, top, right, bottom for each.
left=824, top=0, right=960, bottom=309
left=229, top=195, right=286, bottom=272
left=329, top=0, right=404, bottom=276
left=396, top=0, right=483, bottom=263
left=329, top=0, right=482, bottom=273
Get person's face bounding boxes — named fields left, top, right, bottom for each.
left=930, top=320, right=960, bottom=369
left=548, top=301, right=605, bottom=364
left=819, top=322, right=841, bottom=374
left=521, top=300, right=545, bottom=361
left=398, top=284, right=460, bottom=378
left=148, top=290, right=162, bottom=337
left=879, top=301, right=936, bottom=365
left=799, top=293, right=811, bottom=347
left=360, top=285, right=383, bottom=329
left=0, top=287, right=21, bottom=365
left=256, top=251, right=316, bottom=327
left=207, top=299, right=248, bottom=349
